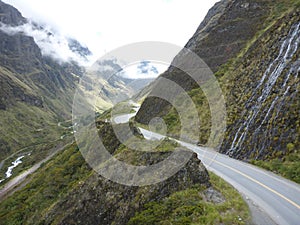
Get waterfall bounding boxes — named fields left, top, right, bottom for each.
left=256, top=96, right=279, bottom=131
left=227, top=22, right=300, bottom=156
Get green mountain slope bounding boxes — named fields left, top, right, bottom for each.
left=135, top=1, right=300, bottom=171
left=0, top=2, right=82, bottom=159
left=3, top=0, right=300, bottom=223
left=82, top=59, right=155, bottom=112
left=0, top=1, right=84, bottom=160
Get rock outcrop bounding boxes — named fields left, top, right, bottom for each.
left=37, top=122, right=210, bottom=225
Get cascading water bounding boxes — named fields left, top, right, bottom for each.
left=227, top=22, right=300, bottom=156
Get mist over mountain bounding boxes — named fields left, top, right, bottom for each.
left=0, top=0, right=159, bottom=156
left=0, top=1, right=300, bottom=225
left=0, top=18, right=92, bottom=65
left=85, top=59, right=155, bottom=107
left=0, top=0, right=87, bottom=158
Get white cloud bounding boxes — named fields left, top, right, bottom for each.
left=0, top=21, right=92, bottom=65
left=120, top=61, right=168, bottom=79
left=2, top=0, right=219, bottom=62
left=89, top=59, right=167, bottom=79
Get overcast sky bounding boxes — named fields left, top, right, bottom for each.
left=3, top=0, right=218, bottom=58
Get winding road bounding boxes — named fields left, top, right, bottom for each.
left=1, top=110, right=299, bottom=225
left=113, top=112, right=300, bottom=225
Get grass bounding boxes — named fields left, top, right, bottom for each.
left=128, top=172, right=250, bottom=225
left=114, top=138, right=178, bottom=166
left=0, top=143, right=92, bottom=225
left=0, top=136, right=74, bottom=186
left=0, top=117, right=251, bottom=225
left=251, top=151, right=300, bottom=184
left=154, top=86, right=213, bottom=145
left=0, top=100, right=76, bottom=184
left=0, top=99, right=72, bottom=161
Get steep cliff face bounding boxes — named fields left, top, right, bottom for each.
left=135, top=0, right=300, bottom=162
left=44, top=155, right=208, bottom=225
left=0, top=2, right=260, bottom=224
left=185, top=0, right=271, bottom=73
left=135, top=0, right=275, bottom=124
left=221, top=10, right=300, bottom=160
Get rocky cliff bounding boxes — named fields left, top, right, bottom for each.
left=135, top=0, right=276, bottom=124
left=0, top=1, right=260, bottom=224
left=135, top=0, right=300, bottom=162
left=0, top=121, right=214, bottom=225
left=221, top=10, right=300, bottom=160
left=42, top=124, right=209, bottom=225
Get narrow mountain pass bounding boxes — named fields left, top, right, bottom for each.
left=113, top=112, right=300, bottom=225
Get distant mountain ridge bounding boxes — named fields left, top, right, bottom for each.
left=80, top=59, right=155, bottom=111
left=0, top=0, right=157, bottom=157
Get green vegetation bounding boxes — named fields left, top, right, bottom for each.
left=272, top=0, right=300, bottom=17
left=135, top=0, right=300, bottom=183
left=0, top=102, right=68, bottom=161
left=0, top=143, right=92, bottom=225
left=0, top=142, right=55, bottom=184
left=3, top=2, right=300, bottom=223
left=0, top=118, right=251, bottom=225
left=115, top=138, right=178, bottom=166
left=251, top=150, right=300, bottom=184
left=0, top=41, right=80, bottom=159
left=0, top=137, right=74, bottom=186
left=217, top=7, right=300, bottom=159
left=158, top=84, right=212, bottom=145
left=158, top=2, right=300, bottom=161
left=112, top=101, right=137, bottom=115
left=128, top=172, right=250, bottom=225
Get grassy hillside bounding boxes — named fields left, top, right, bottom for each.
left=0, top=122, right=250, bottom=225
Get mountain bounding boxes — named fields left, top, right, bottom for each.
left=0, top=2, right=253, bottom=224
left=82, top=59, right=155, bottom=111
left=0, top=0, right=26, bottom=25
left=136, top=0, right=279, bottom=124
left=1, top=0, right=300, bottom=224
left=0, top=0, right=154, bottom=159
left=0, top=0, right=85, bottom=159
left=0, top=120, right=250, bottom=224
left=135, top=0, right=300, bottom=173
left=221, top=11, right=300, bottom=159
left=67, top=38, right=92, bottom=59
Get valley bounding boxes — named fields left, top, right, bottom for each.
left=0, top=0, right=300, bottom=224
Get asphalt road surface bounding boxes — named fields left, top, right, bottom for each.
left=114, top=113, right=300, bottom=225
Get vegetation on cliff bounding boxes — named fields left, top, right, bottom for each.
left=0, top=121, right=250, bottom=225
left=135, top=1, right=300, bottom=184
